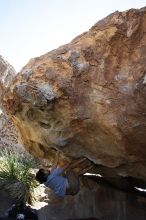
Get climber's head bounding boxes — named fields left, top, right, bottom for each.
left=35, top=168, right=50, bottom=184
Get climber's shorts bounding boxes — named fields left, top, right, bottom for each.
left=65, top=170, right=80, bottom=196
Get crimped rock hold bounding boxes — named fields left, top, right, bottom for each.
left=2, top=8, right=146, bottom=180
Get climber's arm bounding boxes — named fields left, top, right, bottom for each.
left=67, top=158, right=87, bottom=169
left=61, top=162, right=72, bottom=172
left=50, top=151, right=60, bottom=172
left=61, top=157, right=87, bottom=174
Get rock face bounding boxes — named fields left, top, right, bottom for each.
left=0, top=113, right=23, bottom=152
left=0, top=56, right=16, bottom=100
left=0, top=56, right=23, bottom=152
left=2, top=8, right=146, bottom=183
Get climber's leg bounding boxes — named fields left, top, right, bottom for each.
left=65, top=170, right=80, bottom=195
left=78, top=164, right=94, bottom=176
left=68, top=158, right=87, bottom=169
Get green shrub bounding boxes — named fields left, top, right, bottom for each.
left=0, top=149, right=38, bottom=204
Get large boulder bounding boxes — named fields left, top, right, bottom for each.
left=2, top=8, right=146, bottom=182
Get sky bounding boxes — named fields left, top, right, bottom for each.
left=0, top=0, right=146, bottom=72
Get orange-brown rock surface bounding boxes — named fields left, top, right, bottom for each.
left=2, top=8, right=146, bottom=181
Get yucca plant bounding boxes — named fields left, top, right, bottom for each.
left=0, top=149, right=38, bottom=204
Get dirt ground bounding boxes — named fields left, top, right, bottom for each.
left=0, top=188, right=49, bottom=220
left=0, top=190, right=14, bottom=218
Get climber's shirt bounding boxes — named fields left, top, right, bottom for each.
left=45, top=167, right=68, bottom=197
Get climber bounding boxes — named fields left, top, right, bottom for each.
left=35, top=151, right=94, bottom=198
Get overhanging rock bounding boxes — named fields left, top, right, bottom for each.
left=2, top=8, right=146, bottom=182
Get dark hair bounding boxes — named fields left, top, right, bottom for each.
left=35, top=169, right=50, bottom=184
